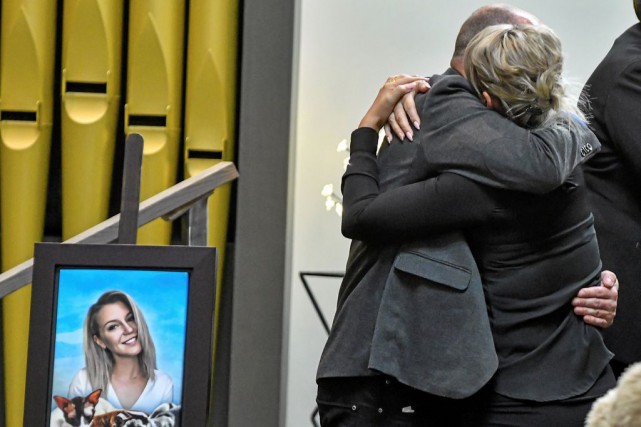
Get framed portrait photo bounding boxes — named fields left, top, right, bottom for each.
left=24, top=243, right=217, bottom=426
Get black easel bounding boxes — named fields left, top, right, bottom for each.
left=118, top=133, right=144, bottom=244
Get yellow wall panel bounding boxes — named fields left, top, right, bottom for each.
left=184, top=0, right=238, bottom=381
left=61, top=0, right=124, bottom=238
left=125, top=0, right=185, bottom=245
left=0, top=1, right=57, bottom=425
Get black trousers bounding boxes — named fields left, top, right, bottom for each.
left=317, top=367, right=615, bottom=427
left=610, top=359, right=629, bottom=379
left=317, top=375, right=468, bottom=426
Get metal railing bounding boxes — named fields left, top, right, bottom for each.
left=0, top=160, right=239, bottom=299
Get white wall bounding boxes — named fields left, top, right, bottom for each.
left=287, top=1, right=636, bottom=426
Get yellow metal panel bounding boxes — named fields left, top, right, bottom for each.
left=184, top=0, right=238, bottom=379
left=61, top=0, right=124, bottom=238
left=0, top=1, right=57, bottom=426
left=125, top=0, right=185, bottom=245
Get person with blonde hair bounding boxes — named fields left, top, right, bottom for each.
left=464, top=24, right=586, bottom=130
left=337, top=23, right=616, bottom=426
left=68, top=290, right=173, bottom=414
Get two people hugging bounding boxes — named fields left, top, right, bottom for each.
left=317, top=5, right=620, bottom=427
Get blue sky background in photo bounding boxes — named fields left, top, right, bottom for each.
left=51, top=268, right=189, bottom=406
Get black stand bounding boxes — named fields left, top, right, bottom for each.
left=299, top=271, right=344, bottom=427
left=117, top=133, right=144, bottom=244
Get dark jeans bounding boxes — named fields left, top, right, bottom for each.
left=317, top=367, right=615, bottom=427
left=316, top=375, right=485, bottom=426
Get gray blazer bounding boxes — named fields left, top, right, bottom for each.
left=369, top=235, right=494, bottom=398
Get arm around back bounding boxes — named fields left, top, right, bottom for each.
left=407, top=73, right=600, bottom=193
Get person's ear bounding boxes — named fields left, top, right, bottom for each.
left=93, top=334, right=107, bottom=350
left=482, top=91, right=495, bottom=109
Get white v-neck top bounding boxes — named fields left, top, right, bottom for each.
left=68, top=367, right=173, bottom=414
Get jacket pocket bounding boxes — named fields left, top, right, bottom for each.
left=393, top=251, right=471, bottom=291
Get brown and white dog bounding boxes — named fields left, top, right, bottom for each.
left=89, top=409, right=152, bottom=426
left=51, top=389, right=115, bottom=426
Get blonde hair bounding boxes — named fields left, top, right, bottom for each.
left=83, top=290, right=157, bottom=398
left=464, top=24, right=586, bottom=129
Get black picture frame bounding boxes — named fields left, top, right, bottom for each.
left=24, top=242, right=217, bottom=426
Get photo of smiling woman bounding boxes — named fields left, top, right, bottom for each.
left=50, top=268, right=189, bottom=417
left=68, top=290, right=173, bottom=413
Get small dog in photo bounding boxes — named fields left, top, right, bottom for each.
left=50, top=389, right=114, bottom=426
left=50, top=388, right=180, bottom=426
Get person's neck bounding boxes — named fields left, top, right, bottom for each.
left=449, top=56, right=465, bottom=76
left=111, top=357, right=144, bottom=380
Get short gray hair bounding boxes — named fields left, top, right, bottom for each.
left=453, top=4, right=539, bottom=59
left=464, top=24, right=586, bottom=129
